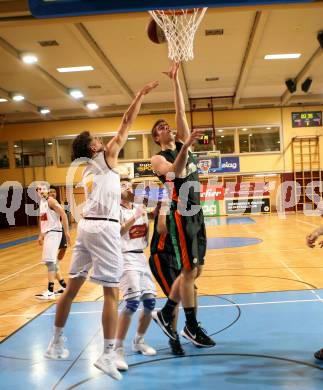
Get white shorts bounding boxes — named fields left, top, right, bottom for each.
left=42, top=231, right=62, bottom=264
left=120, top=268, right=157, bottom=300
left=69, top=219, right=123, bottom=288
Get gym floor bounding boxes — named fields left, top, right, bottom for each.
left=1, top=213, right=323, bottom=388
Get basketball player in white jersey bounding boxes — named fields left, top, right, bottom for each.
left=45, top=80, right=158, bottom=381
left=113, top=178, right=157, bottom=371
left=49, top=188, right=68, bottom=265
left=35, top=184, right=71, bottom=300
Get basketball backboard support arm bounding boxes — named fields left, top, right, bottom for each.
left=29, top=0, right=315, bottom=18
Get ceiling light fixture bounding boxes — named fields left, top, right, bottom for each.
left=57, top=66, right=94, bottom=73
left=21, top=53, right=38, bottom=64
left=128, top=137, right=137, bottom=140
left=69, top=89, right=84, bottom=99
left=264, top=53, right=301, bottom=60
left=86, top=102, right=99, bottom=111
left=0, top=98, right=8, bottom=103
left=39, top=107, right=50, bottom=115
left=11, top=93, right=25, bottom=102
left=218, top=129, right=223, bottom=133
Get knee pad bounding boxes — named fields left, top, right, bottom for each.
left=143, top=298, right=156, bottom=315
left=123, top=300, right=140, bottom=316
left=46, top=262, right=57, bottom=273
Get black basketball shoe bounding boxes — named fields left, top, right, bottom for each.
left=151, top=310, right=176, bottom=340
left=169, top=333, right=185, bottom=356
left=181, top=324, right=216, bottom=348
left=314, top=348, right=323, bottom=360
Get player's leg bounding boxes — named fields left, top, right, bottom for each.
left=180, top=223, right=215, bottom=348
left=91, top=220, right=123, bottom=381
left=54, top=262, right=67, bottom=295
left=36, top=231, right=61, bottom=300
left=45, top=276, right=85, bottom=359
left=114, top=270, right=141, bottom=371
left=132, top=270, right=157, bottom=356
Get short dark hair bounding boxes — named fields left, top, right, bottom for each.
left=151, top=119, right=166, bottom=145
left=72, top=131, right=92, bottom=160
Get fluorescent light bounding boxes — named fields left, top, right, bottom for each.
left=39, top=107, right=50, bottom=115
left=57, top=66, right=94, bottom=73
left=220, top=135, right=224, bottom=138
left=21, top=53, right=38, bottom=64
left=69, top=89, right=84, bottom=99
left=14, top=144, right=19, bottom=148
left=12, top=93, right=25, bottom=102
left=47, top=142, right=53, bottom=145
left=218, top=129, right=223, bottom=133
left=128, top=137, right=137, bottom=140
left=0, top=98, right=8, bottom=103
left=264, top=53, right=301, bottom=60
left=249, top=134, right=253, bottom=136
left=86, top=102, right=99, bottom=111
left=242, top=128, right=247, bottom=131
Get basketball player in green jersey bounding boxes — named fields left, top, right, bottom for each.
left=150, top=62, right=215, bottom=348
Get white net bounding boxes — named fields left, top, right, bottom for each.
left=148, top=8, right=207, bottom=62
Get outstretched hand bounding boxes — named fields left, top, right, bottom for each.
left=163, top=62, right=180, bottom=80
left=140, top=80, right=159, bottom=95
left=184, top=128, right=205, bottom=148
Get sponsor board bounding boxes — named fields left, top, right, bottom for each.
left=225, top=197, right=270, bottom=214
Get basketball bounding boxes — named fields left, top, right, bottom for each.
left=146, top=18, right=166, bottom=44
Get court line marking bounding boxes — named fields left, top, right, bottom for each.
left=273, top=237, right=323, bottom=301
left=208, top=248, right=307, bottom=256
left=295, top=219, right=320, bottom=229
left=1, top=298, right=322, bottom=318
left=0, top=262, right=41, bottom=285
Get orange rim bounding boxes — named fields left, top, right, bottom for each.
left=154, top=8, right=201, bottom=16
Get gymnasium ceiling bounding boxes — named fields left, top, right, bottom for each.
left=0, top=0, right=323, bottom=123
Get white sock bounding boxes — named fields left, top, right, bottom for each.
left=134, top=333, right=144, bottom=344
left=53, top=326, right=64, bottom=343
left=104, top=339, right=115, bottom=354
left=114, top=339, right=124, bottom=350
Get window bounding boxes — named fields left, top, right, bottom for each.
left=14, top=139, right=53, bottom=167
left=238, top=126, right=280, bottom=153
left=0, top=142, right=9, bottom=168
left=56, top=138, right=74, bottom=165
left=122, top=134, right=143, bottom=160
left=45, top=140, right=54, bottom=165
left=13, top=141, right=23, bottom=167
left=215, top=128, right=235, bottom=154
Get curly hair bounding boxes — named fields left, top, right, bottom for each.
left=72, top=131, right=92, bottom=160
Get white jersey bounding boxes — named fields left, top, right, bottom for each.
left=82, top=151, right=121, bottom=220
left=39, top=197, right=62, bottom=234
left=120, top=204, right=149, bottom=271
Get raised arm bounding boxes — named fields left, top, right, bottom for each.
left=106, top=80, right=159, bottom=168
left=151, top=128, right=204, bottom=177
left=163, top=62, right=190, bottom=143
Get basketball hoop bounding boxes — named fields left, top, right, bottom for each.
left=148, top=8, right=207, bottom=62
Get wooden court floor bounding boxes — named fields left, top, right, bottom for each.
left=1, top=213, right=323, bottom=343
